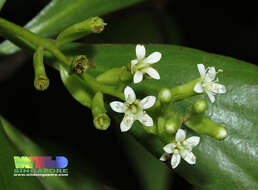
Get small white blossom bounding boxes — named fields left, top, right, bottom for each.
left=131, top=44, right=161, bottom=84
left=194, top=64, right=226, bottom=103
left=160, top=129, right=200, bottom=169
left=110, top=86, right=156, bottom=132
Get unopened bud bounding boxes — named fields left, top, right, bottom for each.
left=56, top=16, right=106, bottom=47
left=96, top=67, right=131, bottom=85
left=92, top=92, right=110, bottom=130
left=93, top=113, right=111, bottom=130
left=33, top=46, right=49, bottom=91
left=158, top=88, right=172, bottom=103
left=193, top=99, right=208, bottom=114
left=165, top=119, right=179, bottom=134
left=185, top=116, right=227, bottom=140
left=34, top=76, right=49, bottom=91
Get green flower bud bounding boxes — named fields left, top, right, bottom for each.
left=72, top=55, right=89, bottom=74
left=33, top=46, right=49, bottom=91
left=96, top=67, right=131, bottom=85
left=157, top=113, right=183, bottom=141
left=92, top=92, right=110, bottom=130
left=34, top=76, right=49, bottom=91
left=165, top=118, right=179, bottom=134
left=56, top=17, right=106, bottom=47
left=193, top=99, right=208, bottom=114
left=158, top=88, right=172, bottom=103
left=93, top=113, right=111, bottom=130
left=185, top=116, right=227, bottom=140
left=170, top=78, right=201, bottom=102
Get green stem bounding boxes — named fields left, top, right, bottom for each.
left=0, top=17, right=71, bottom=67
left=33, top=46, right=49, bottom=91
left=80, top=73, right=125, bottom=100
left=170, top=78, right=201, bottom=102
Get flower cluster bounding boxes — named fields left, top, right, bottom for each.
left=110, top=44, right=227, bottom=169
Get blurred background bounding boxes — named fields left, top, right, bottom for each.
left=0, top=0, right=257, bottom=189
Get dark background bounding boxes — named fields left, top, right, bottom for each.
left=0, top=0, right=257, bottom=189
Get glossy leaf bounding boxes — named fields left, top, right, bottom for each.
left=54, top=44, right=258, bottom=189
left=0, top=0, right=144, bottom=55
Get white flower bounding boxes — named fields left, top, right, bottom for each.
left=160, top=129, right=200, bottom=169
left=194, top=64, right=226, bottom=103
left=110, top=86, right=156, bottom=132
left=131, top=44, right=162, bottom=83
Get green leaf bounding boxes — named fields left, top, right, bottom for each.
left=0, top=116, right=45, bottom=190
left=0, top=0, right=6, bottom=11
left=0, top=0, right=144, bottom=55
left=54, top=44, right=258, bottom=189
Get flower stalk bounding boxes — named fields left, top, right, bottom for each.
left=33, top=46, right=49, bottom=91
left=55, top=17, right=106, bottom=47
left=96, top=67, right=131, bottom=88
left=92, top=92, right=110, bottom=130
left=184, top=115, right=227, bottom=140
left=0, top=17, right=71, bottom=68
left=170, top=78, right=201, bottom=102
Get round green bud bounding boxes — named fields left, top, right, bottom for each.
left=158, top=88, right=172, bottom=103
left=34, top=76, right=49, bottom=91
left=93, top=113, right=111, bottom=130
left=165, top=119, right=179, bottom=134
left=215, top=127, right=227, bottom=140
left=193, top=99, right=208, bottom=114
left=72, top=55, right=89, bottom=74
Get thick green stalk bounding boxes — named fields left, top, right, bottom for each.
left=33, top=46, right=49, bottom=91
left=170, top=78, right=201, bottom=102
left=80, top=73, right=125, bottom=100
left=0, top=17, right=70, bottom=67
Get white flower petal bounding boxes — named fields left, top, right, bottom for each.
left=210, top=83, right=226, bottom=94
left=160, top=153, right=170, bottom=161
left=136, top=44, right=146, bottom=59
left=124, top=86, right=136, bottom=104
left=142, top=67, right=160, bottom=80
left=183, top=152, right=196, bottom=165
left=133, top=71, right=143, bottom=84
left=138, top=112, right=153, bottom=126
left=110, top=101, right=125, bottom=113
left=175, top=129, right=186, bottom=142
left=197, top=64, right=206, bottom=79
left=206, top=91, right=215, bottom=103
left=194, top=82, right=204, bottom=93
left=171, top=153, right=181, bottom=169
left=142, top=52, right=162, bottom=64
left=206, top=67, right=216, bottom=82
left=140, top=96, right=156, bottom=109
left=163, top=143, right=176, bottom=154
left=185, top=136, right=200, bottom=149
left=120, top=114, right=135, bottom=132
